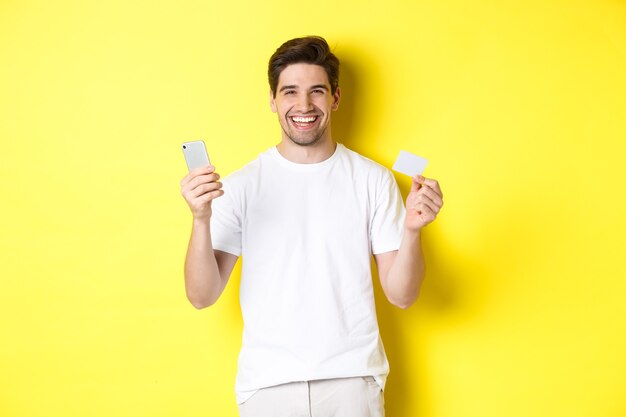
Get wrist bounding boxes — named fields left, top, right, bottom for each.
left=192, top=216, right=211, bottom=228
left=403, top=227, right=422, bottom=241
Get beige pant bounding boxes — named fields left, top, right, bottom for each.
left=238, top=376, right=385, bottom=417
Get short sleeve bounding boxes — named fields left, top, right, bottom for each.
left=210, top=178, right=243, bottom=256
left=370, top=170, right=406, bottom=254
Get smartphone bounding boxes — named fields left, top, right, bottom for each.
left=182, top=140, right=211, bottom=171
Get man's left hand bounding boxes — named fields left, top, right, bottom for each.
left=405, top=175, right=443, bottom=231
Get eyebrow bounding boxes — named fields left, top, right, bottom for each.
left=279, top=84, right=329, bottom=92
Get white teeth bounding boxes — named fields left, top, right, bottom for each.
left=292, top=116, right=317, bottom=123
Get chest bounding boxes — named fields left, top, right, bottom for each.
left=242, top=167, right=373, bottom=244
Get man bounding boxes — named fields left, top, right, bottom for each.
left=180, top=36, right=443, bottom=417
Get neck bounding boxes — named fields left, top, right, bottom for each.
left=276, top=136, right=337, bottom=164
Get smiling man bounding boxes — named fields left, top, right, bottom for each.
left=271, top=62, right=339, bottom=148
left=180, top=36, right=443, bottom=417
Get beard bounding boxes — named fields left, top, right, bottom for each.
left=279, top=114, right=329, bottom=147
left=283, top=126, right=327, bottom=147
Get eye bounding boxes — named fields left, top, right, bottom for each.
left=312, top=89, right=324, bottom=94
left=283, top=90, right=296, bottom=95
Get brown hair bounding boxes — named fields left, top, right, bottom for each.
left=268, top=36, right=340, bottom=97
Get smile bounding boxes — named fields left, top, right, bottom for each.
left=291, top=116, right=318, bottom=123
left=290, top=115, right=319, bottom=130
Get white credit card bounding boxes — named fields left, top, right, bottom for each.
left=392, top=150, right=428, bottom=177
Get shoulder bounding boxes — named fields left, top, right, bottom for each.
left=223, top=159, right=260, bottom=185
left=339, top=144, right=395, bottom=184
left=221, top=147, right=273, bottom=188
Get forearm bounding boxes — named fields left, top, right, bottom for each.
left=184, top=218, right=224, bottom=309
left=385, top=229, right=425, bottom=308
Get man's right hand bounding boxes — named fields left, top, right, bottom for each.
left=180, top=165, right=224, bottom=221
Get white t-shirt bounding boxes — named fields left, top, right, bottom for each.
left=210, top=143, right=406, bottom=404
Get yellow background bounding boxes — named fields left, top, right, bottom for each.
left=1, top=0, right=625, bottom=416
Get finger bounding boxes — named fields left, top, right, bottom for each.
left=410, top=175, right=424, bottom=193
left=416, top=185, right=443, bottom=207
left=190, top=181, right=223, bottom=199
left=409, top=193, right=440, bottom=215
left=198, top=188, right=225, bottom=203
left=192, top=164, right=215, bottom=175
left=181, top=165, right=215, bottom=187
left=421, top=177, right=442, bottom=198
left=408, top=200, right=436, bottom=222
left=188, top=173, right=220, bottom=191
left=417, top=203, right=436, bottom=223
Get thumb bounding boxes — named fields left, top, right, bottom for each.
left=411, top=175, right=424, bottom=192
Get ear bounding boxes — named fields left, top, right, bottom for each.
left=331, top=86, right=341, bottom=111
left=269, top=90, right=277, bottom=113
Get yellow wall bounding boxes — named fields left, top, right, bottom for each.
left=1, top=1, right=625, bottom=416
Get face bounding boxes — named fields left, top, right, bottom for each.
left=270, top=63, right=340, bottom=147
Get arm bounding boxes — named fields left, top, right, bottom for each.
left=184, top=220, right=238, bottom=309
left=181, top=165, right=239, bottom=309
left=374, top=176, right=443, bottom=309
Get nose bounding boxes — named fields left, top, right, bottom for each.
left=295, top=93, right=314, bottom=112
